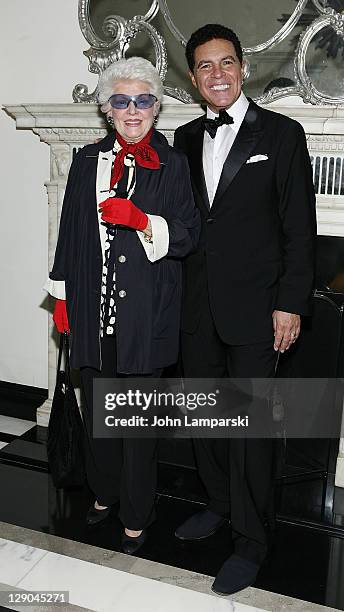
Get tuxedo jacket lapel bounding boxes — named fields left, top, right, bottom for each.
left=212, top=101, right=264, bottom=207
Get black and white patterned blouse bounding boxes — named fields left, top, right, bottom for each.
left=100, top=143, right=136, bottom=337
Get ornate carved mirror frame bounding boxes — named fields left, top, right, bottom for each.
left=74, top=0, right=344, bottom=106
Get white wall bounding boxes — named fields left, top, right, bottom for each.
left=0, top=1, right=94, bottom=387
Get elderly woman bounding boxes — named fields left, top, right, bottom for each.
left=45, top=57, right=200, bottom=554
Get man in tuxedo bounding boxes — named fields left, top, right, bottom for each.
left=174, top=24, right=316, bottom=595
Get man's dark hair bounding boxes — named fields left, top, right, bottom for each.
left=186, top=24, right=243, bottom=72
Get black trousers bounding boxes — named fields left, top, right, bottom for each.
left=80, top=337, right=161, bottom=530
left=182, top=293, right=278, bottom=564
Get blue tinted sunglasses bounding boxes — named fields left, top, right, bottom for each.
left=108, top=93, right=157, bottom=109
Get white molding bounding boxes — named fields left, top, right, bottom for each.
left=37, top=399, right=52, bottom=428
left=335, top=456, right=344, bottom=487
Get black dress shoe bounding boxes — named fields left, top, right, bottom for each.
left=121, top=529, right=147, bottom=555
left=86, top=504, right=111, bottom=526
left=175, top=509, right=227, bottom=541
left=211, top=554, right=260, bottom=596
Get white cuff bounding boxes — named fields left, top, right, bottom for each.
left=43, top=278, right=66, bottom=300
left=137, top=214, right=169, bottom=262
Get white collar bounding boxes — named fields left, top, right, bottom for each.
left=206, top=92, right=249, bottom=134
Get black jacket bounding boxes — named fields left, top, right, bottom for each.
left=50, top=129, right=200, bottom=373
left=174, top=99, right=317, bottom=345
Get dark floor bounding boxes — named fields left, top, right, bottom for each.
left=0, top=391, right=344, bottom=610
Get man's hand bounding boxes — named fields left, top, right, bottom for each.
left=100, top=197, right=148, bottom=231
left=272, top=310, right=300, bottom=352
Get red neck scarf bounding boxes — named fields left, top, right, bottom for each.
left=110, top=128, right=160, bottom=190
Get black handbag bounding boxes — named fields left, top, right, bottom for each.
left=47, top=332, right=85, bottom=488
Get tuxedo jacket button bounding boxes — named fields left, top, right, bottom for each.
left=206, top=217, right=214, bottom=224
left=119, top=290, right=126, bottom=298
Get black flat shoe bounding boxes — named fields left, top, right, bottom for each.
left=121, top=529, right=147, bottom=555
left=211, top=554, right=260, bottom=596
left=86, top=504, right=111, bottom=526
left=175, top=509, right=227, bottom=541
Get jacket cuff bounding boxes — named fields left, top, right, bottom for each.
left=275, top=296, right=312, bottom=317
left=43, top=278, right=66, bottom=300
left=137, top=214, right=169, bottom=262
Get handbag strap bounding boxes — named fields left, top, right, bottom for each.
left=63, top=333, right=72, bottom=386
left=56, top=333, right=72, bottom=385
left=56, top=333, right=64, bottom=373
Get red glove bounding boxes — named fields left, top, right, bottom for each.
left=100, top=197, right=148, bottom=231
left=53, top=299, right=70, bottom=333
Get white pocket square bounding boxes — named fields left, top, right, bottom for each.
left=246, top=154, right=269, bottom=164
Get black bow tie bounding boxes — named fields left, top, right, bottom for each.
left=204, top=110, right=234, bottom=138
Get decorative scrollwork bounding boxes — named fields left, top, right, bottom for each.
left=295, top=11, right=344, bottom=105
left=158, top=0, right=187, bottom=46
left=158, top=0, right=308, bottom=58
left=78, top=1, right=159, bottom=49
left=74, top=0, right=190, bottom=103
left=244, top=0, right=310, bottom=54
left=51, top=148, right=71, bottom=180
left=133, top=18, right=168, bottom=82
left=163, top=86, right=194, bottom=103
left=254, top=86, right=301, bottom=105
left=76, top=0, right=344, bottom=106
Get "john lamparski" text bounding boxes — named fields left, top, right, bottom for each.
left=104, top=415, right=249, bottom=429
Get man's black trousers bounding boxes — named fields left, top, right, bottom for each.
left=182, top=293, right=278, bottom=565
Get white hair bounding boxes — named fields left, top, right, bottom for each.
left=97, top=57, right=164, bottom=113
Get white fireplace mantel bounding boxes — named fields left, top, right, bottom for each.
left=7, top=98, right=344, bottom=239
left=5, top=97, right=344, bottom=487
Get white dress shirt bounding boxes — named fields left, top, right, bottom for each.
left=203, top=92, right=249, bottom=206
